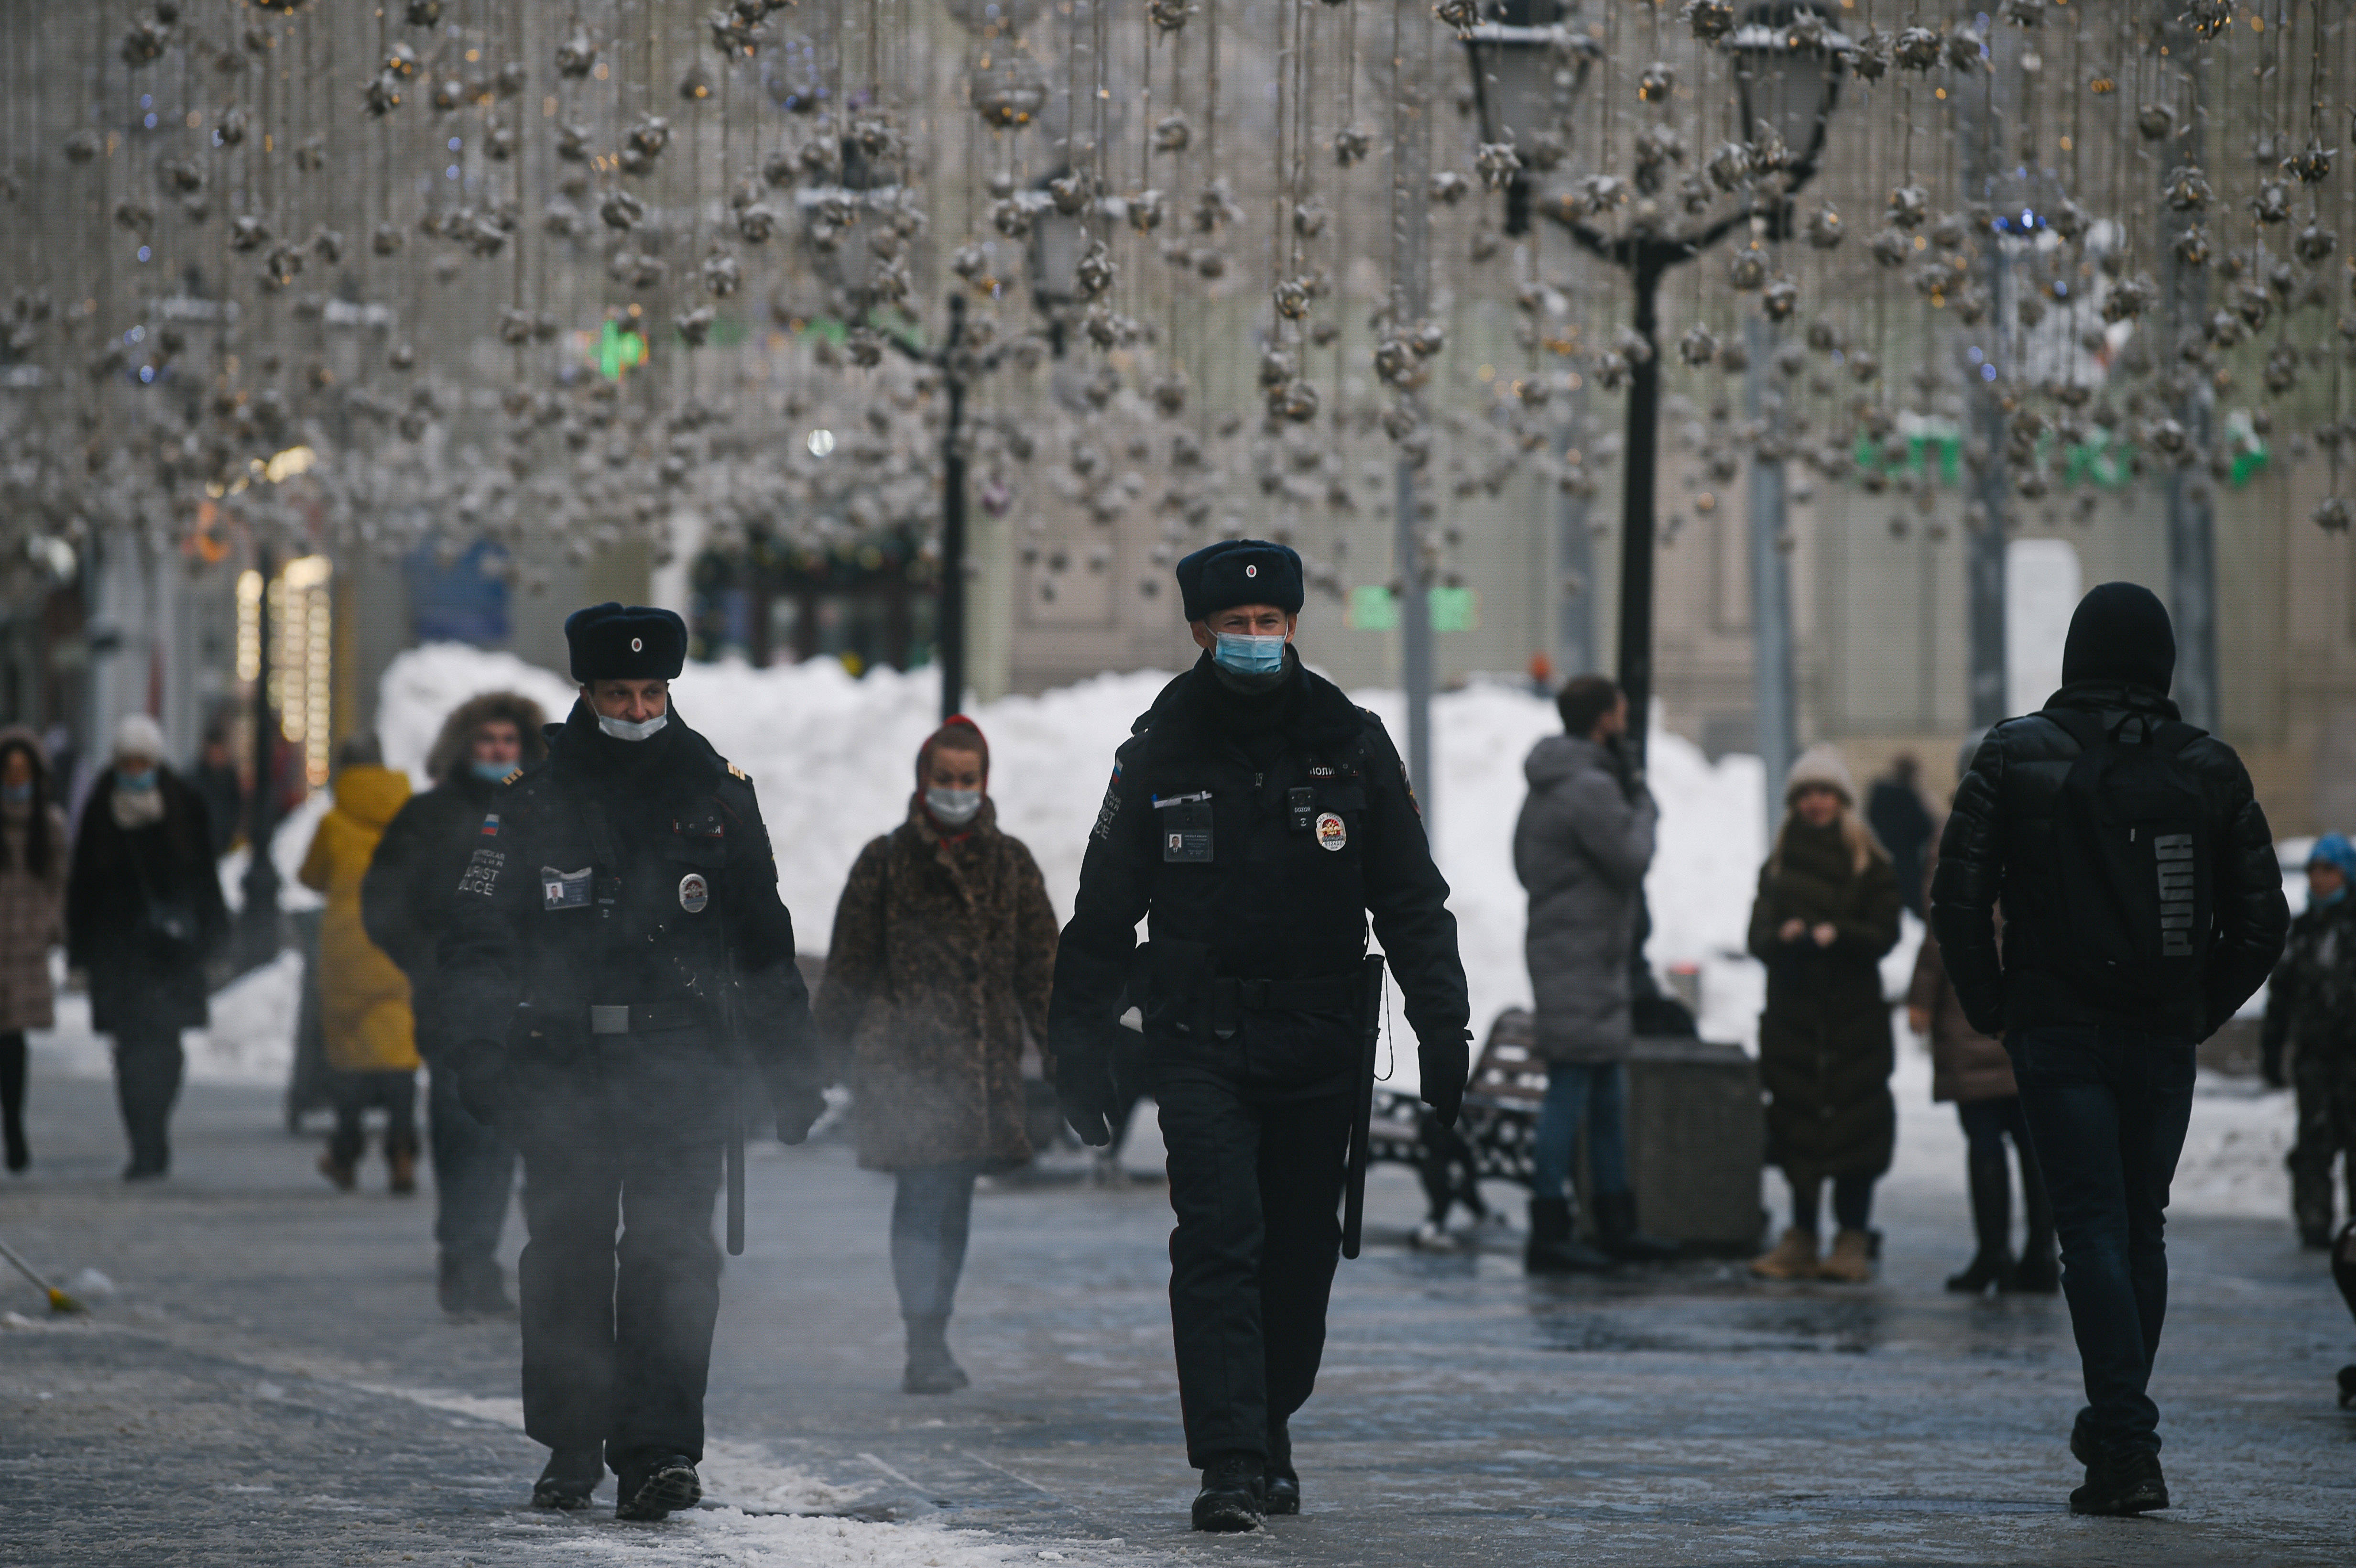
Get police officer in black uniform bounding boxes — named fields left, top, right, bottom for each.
left=1048, top=540, right=1471, bottom=1532
left=437, top=604, right=827, bottom=1521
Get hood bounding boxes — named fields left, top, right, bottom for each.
left=1524, top=733, right=1611, bottom=790
left=332, top=763, right=412, bottom=830
left=424, top=691, right=551, bottom=782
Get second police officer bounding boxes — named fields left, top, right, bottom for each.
left=437, top=604, right=829, bottom=1522
left=1048, top=540, right=1472, bottom=1532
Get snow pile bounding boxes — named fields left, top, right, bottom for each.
left=33, top=949, right=304, bottom=1087
left=371, top=645, right=1770, bottom=1056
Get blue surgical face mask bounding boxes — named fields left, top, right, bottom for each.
left=473, top=760, right=516, bottom=784
left=0, top=782, right=31, bottom=806
left=925, top=786, right=983, bottom=826
left=2314, top=873, right=2349, bottom=908
left=597, top=711, right=668, bottom=743
left=1212, top=632, right=1287, bottom=676
left=117, top=767, right=157, bottom=792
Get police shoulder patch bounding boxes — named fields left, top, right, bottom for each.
left=1091, top=763, right=1125, bottom=841
left=727, top=761, right=750, bottom=782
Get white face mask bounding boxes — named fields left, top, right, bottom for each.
left=597, top=711, right=668, bottom=742
left=926, top=786, right=983, bottom=826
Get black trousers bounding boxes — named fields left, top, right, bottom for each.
left=425, top=1055, right=517, bottom=1263
left=112, top=1018, right=185, bottom=1176
left=514, top=1084, right=726, bottom=1468
left=328, top=1070, right=417, bottom=1167
left=1155, top=1077, right=1354, bottom=1469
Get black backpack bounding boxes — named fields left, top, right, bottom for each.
left=2042, top=707, right=2213, bottom=1010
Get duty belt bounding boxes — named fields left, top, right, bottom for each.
left=1209, top=972, right=1362, bottom=1038
left=587, top=999, right=713, bottom=1035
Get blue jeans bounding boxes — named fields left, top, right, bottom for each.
left=427, top=1058, right=517, bottom=1263
left=891, top=1162, right=983, bottom=1321
left=2011, top=1025, right=2198, bottom=1461
left=1530, top=1061, right=1631, bottom=1202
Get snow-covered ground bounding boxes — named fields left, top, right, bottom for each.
left=27, top=643, right=2301, bottom=1221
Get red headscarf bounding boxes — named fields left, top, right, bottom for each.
left=915, top=715, right=990, bottom=788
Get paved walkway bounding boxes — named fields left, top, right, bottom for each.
left=2, top=1062, right=2350, bottom=1566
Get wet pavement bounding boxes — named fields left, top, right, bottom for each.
left=3, top=1060, right=2352, bottom=1566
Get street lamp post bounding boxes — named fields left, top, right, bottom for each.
left=237, top=545, right=283, bottom=972
left=1464, top=1, right=1846, bottom=763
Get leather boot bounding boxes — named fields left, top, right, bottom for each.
left=317, top=1148, right=357, bottom=1192
left=532, top=1444, right=604, bottom=1510
left=1749, top=1227, right=1819, bottom=1280
left=385, top=1133, right=418, bottom=1196
left=1592, top=1190, right=1678, bottom=1262
left=1264, top=1419, right=1299, bottom=1515
left=1818, top=1227, right=1875, bottom=1284
left=1524, top=1196, right=1612, bottom=1275
left=1191, top=1453, right=1265, bottom=1532
left=1949, top=1143, right=2016, bottom=1292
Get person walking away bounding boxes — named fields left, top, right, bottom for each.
left=2259, top=833, right=2356, bottom=1248
left=0, top=729, right=68, bottom=1174
left=1049, top=540, right=1472, bottom=1532
left=299, top=736, right=419, bottom=1195
left=1747, top=745, right=1902, bottom=1285
left=813, top=717, right=1059, bottom=1394
left=1932, top=580, right=2287, bottom=1515
left=65, top=714, right=231, bottom=1181
left=363, top=693, right=545, bottom=1317
left=1908, top=739, right=2055, bottom=1295
left=437, top=605, right=829, bottom=1521
left=190, top=716, right=247, bottom=858
left=1513, top=674, right=1676, bottom=1273
left=1866, top=754, right=1936, bottom=921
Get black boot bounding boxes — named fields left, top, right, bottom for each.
left=1264, top=1420, right=1299, bottom=1516
left=1592, top=1190, right=1678, bottom=1262
left=1951, top=1141, right=2017, bottom=1293
left=902, top=1313, right=969, bottom=1394
left=532, top=1444, right=604, bottom=1510
left=437, top=1252, right=468, bottom=1317
left=2070, top=1450, right=2168, bottom=1516
left=463, top=1254, right=517, bottom=1317
left=1945, top=1251, right=2015, bottom=1293
left=2003, top=1241, right=2059, bottom=1294
left=1190, top=1453, right=1264, bottom=1533
left=1524, top=1196, right=1612, bottom=1275
left=615, top=1452, right=701, bottom=1521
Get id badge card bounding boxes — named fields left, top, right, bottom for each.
left=542, top=866, right=593, bottom=910
left=1155, top=792, right=1214, bottom=863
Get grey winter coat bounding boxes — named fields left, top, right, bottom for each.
left=1513, top=734, right=1657, bottom=1064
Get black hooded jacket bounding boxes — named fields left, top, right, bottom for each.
left=434, top=701, right=819, bottom=1103
left=1930, top=680, right=2287, bottom=1041
left=1047, top=652, right=1469, bottom=1096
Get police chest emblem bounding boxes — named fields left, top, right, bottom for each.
left=1315, top=812, right=1347, bottom=851
left=678, top=872, right=710, bottom=914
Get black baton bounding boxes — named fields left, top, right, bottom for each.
left=725, top=1093, right=746, bottom=1257
left=1341, top=954, right=1386, bottom=1260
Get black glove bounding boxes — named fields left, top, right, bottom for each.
left=454, top=1043, right=513, bottom=1129
left=1056, top=1050, right=1118, bottom=1148
left=769, top=1078, right=829, bottom=1146
left=1418, top=1035, right=1470, bottom=1130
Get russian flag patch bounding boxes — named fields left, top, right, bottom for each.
left=481, top=814, right=500, bottom=837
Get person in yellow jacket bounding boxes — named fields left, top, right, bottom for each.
left=299, top=735, right=418, bottom=1193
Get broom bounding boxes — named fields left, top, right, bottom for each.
left=0, top=1234, right=87, bottom=1314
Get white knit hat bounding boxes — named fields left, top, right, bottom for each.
left=113, top=712, right=167, bottom=765
left=1783, top=742, right=1855, bottom=806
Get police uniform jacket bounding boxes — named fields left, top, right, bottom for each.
left=2262, top=896, right=2356, bottom=1080
left=1047, top=651, right=1469, bottom=1096
left=436, top=701, right=820, bottom=1129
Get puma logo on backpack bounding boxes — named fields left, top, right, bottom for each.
left=2044, top=708, right=2213, bottom=1010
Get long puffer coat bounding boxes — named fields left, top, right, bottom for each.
left=66, top=768, right=231, bottom=1034
left=298, top=763, right=416, bottom=1073
left=813, top=796, right=1059, bottom=1172
left=1747, top=817, right=1902, bottom=1188
left=1513, top=733, right=1656, bottom=1064
left=0, top=727, right=67, bottom=1034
